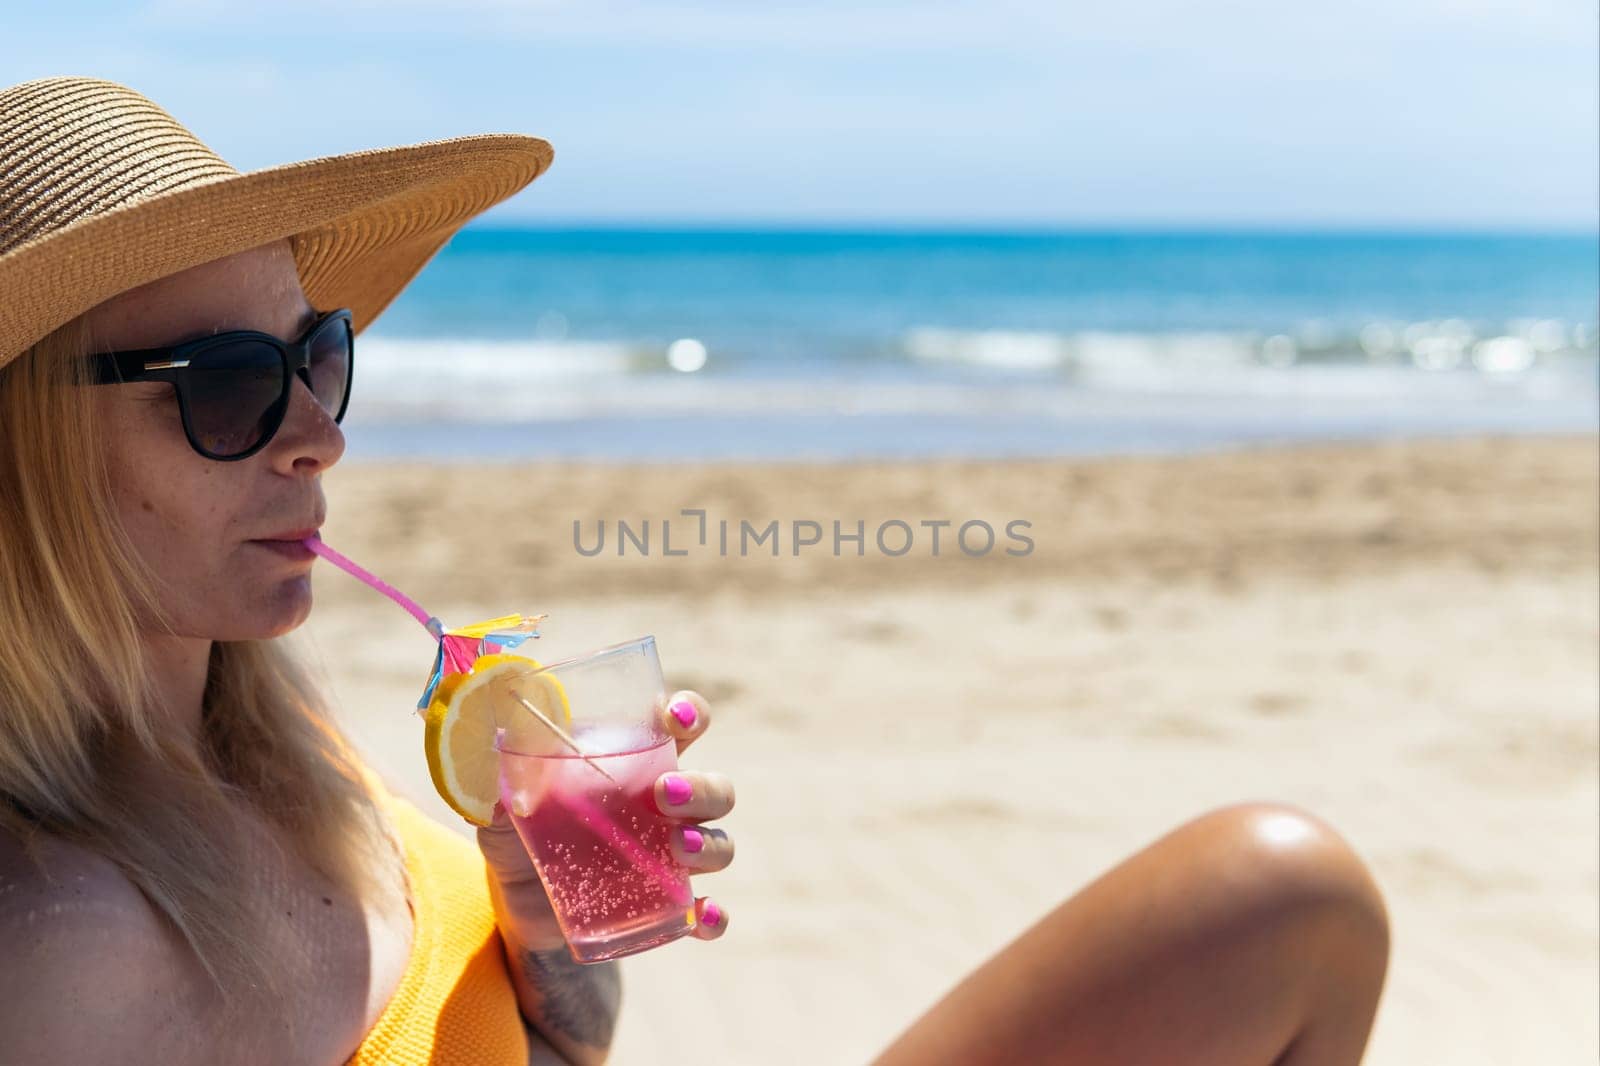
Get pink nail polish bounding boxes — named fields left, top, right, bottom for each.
left=682, top=827, right=704, bottom=853
left=663, top=773, right=693, bottom=805
left=670, top=700, right=697, bottom=728
left=702, top=901, right=723, bottom=927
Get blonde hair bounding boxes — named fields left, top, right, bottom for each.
left=0, top=313, right=404, bottom=1005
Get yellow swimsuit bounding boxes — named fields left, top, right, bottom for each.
left=346, top=785, right=527, bottom=1065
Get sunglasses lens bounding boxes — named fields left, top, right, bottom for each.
left=307, top=316, right=352, bottom=418
left=185, top=340, right=286, bottom=457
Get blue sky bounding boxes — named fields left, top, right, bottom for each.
left=5, top=1, right=1596, bottom=228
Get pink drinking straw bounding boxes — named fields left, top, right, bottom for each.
left=303, top=534, right=445, bottom=641
left=302, top=534, right=586, bottom=763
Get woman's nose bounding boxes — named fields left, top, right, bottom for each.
left=268, top=372, right=346, bottom=473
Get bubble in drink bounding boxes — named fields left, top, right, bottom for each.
left=499, top=736, right=693, bottom=963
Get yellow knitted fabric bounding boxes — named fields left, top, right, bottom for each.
left=345, top=787, right=527, bottom=1065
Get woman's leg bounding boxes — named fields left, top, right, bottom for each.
left=870, top=802, right=1390, bottom=1066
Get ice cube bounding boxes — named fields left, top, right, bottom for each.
left=575, top=722, right=648, bottom=757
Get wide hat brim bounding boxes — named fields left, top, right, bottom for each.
left=0, top=132, right=552, bottom=368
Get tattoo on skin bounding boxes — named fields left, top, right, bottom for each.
left=518, top=949, right=622, bottom=1048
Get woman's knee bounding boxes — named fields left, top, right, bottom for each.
left=1176, top=801, right=1391, bottom=957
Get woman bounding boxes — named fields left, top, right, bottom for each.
left=0, top=77, right=1390, bottom=1065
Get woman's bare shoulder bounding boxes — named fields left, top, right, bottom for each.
left=0, top=822, right=152, bottom=918
left=0, top=826, right=218, bottom=1065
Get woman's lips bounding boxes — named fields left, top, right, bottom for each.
left=250, top=538, right=317, bottom=562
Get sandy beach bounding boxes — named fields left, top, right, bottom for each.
left=299, top=432, right=1598, bottom=1065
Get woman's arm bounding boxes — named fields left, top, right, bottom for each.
left=481, top=853, right=623, bottom=1065
left=523, top=1010, right=592, bottom=1065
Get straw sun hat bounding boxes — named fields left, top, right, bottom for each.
left=0, top=75, right=553, bottom=369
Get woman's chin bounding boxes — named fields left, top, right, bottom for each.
left=247, top=576, right=315, bottom=637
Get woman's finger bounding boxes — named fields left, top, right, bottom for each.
left=671, top=824, right=735, bottom=873
left=653, top=770, right=735, bottom=821
left=690, top=896, right=728, bottom=941
left=661, top=690, right=711, bottom=755
left=476, top=803, right=542, bottom=887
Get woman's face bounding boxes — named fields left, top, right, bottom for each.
left=85, top=240, right=345, bottom=642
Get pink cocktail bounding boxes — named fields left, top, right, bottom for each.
left=487, top=635, right=696, bottom=963
left=500, top=733, right=694, bottom=962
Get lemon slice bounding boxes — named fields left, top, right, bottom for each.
left=423, top=652, right=572, bottom=826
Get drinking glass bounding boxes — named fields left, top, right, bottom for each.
left=492, top=634, right=696, bottom=963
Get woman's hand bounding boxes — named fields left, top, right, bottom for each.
left=652, top=690, right=736, bottom=939
left=475, top=687, right=736, bottom=944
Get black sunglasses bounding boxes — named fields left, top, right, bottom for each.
left=86, top=308, right=354, bottom=461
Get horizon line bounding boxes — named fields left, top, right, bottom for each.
left=463, top=218, right=1600, bottom=238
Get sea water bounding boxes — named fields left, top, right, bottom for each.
left=341, top=227, right=1599, bottom=460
